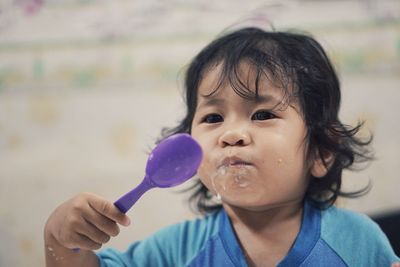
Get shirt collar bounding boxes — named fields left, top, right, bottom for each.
left=217, top=201, right=321, bottom=266
left=277, top=201, right=321, bottom=266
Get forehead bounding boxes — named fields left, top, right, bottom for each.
left=197, top=61, right=293, bottom=104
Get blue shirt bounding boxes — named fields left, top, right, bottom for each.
left=97, top=201, right=399, bottom=266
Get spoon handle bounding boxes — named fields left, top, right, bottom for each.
left=114, top=177, right=154, bottom=213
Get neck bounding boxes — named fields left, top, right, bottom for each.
left=224, top=200, right=304, bottom=232
left=223, top=200, right=305, bottom=266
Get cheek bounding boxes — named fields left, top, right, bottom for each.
left=272, top=151, right=310, bottom=190
left=261, top=139, right=309, bottom=180
left=197, top=156, right=216, bottom=194
left=194, top=137, right=220, bottom=195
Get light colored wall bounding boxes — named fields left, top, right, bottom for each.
left=0, top=0, right=399, bottom=266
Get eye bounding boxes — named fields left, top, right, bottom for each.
left=251, top=110, right=276, bottom=121
left=202, top=113, right=223, bottom=124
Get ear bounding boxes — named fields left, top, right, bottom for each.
left=310, top=149, right=334, bottom=178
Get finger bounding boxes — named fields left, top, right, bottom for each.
left=88, top=195, right=131, bottom=226
left=75, top=217, right=111, bottom=245
left=72, top=232, right=103, bottom=251
left=82, top=208, right=120, bottom=237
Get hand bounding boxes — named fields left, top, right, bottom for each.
left=44, top=192, right=130, bottom=250
left=392, top=262, right=400, bottom=267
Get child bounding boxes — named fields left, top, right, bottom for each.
left=44, top=27, right=399, bottom=266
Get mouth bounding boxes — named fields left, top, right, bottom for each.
left=220, top=156, right=252, bottom=168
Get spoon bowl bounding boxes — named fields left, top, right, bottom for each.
left=114, top=133, right=203, bottom=213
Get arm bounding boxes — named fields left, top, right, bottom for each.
left=44, top=192, right=131, bottom=267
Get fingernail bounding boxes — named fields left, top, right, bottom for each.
left=123, top=217, right=131, bottom=226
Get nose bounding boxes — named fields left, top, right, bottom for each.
left=218, top=129, right=251, bottom=147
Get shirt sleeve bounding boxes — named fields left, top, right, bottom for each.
left=96, top=213, right=220, bottom=267
left=321, top=206, right=400, bottom=266
left=96, top=225, right=181, bottom=267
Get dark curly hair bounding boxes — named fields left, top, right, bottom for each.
left=161, top=27, right=373, bottom=214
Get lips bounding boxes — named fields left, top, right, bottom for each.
left=220, top=156, right=252, bottom=167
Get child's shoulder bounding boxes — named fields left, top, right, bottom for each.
left=319, top=204, right=398, bottom=265
left=320, top=204, right=386, bottom=242
left=320, top=204, right=377, bottom=231
left=97, top=210, right=224, bottom=267
left=141, top=209, right=224, bottom=256
left=154, top=209, right=222, bottom=243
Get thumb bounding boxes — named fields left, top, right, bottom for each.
left=88, top=194, right=131, bottom=226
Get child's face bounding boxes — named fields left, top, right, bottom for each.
left=191, top=62, right=315, bottom=211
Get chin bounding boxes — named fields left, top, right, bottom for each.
left=222, top=194, right=269, bottom=209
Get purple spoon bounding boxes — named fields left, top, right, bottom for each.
left=114, top=133, right=203, bottom=213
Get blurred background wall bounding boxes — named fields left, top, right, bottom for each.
left=0, top=0, right=399, bottom=266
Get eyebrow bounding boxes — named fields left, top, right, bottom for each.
left=197, top=93, right=281, bottom=109
left=197, top=97, right=225, bottom=108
